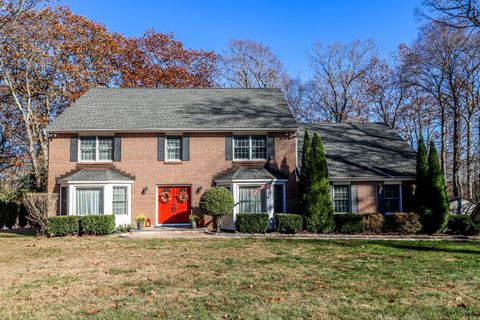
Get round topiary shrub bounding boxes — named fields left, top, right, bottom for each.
left=199, top=187, right=234, bottom=232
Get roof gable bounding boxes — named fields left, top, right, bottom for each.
left=46, top=88, right=297, bottom=132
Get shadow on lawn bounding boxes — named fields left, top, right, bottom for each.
left=0, top=227, right=36, bottom=237
left=376, top=242, right=480, bottom=255
left=287, top=239, right=480, bottom=256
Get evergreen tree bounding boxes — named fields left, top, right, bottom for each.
left=415, top=136, right=429, bottom=222
left=425, top=141, right=449, bottom=233
left=298, top=130, right=312, bottom=223
left=304, top=133, right=334, bottom=232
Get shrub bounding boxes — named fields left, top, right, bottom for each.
left=5, top=201, right=19, bottom=229
left=236, top=213, right=269, bottom=233
left=334, top=214, right=363, bottom=233
left=447, top=215, right=480, bottom=236
left=384, top=212, right=422, bottom=234
left=200, top=187, right=234, bottom=231
left=80, top=215, right=116, bottom=235
left=18, top=203, right=29, bottom=227
left=0, top=199, right=7, bottom=228
left=47, top=216, right=80, bottom=236
left=275, top=213, right=303, bottom=234
left=114, top=224, right=133, bottom=233
left=361, top=213, right=385, bottom=234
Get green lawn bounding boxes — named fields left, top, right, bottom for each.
left=0, top=233, right=479, bottom=319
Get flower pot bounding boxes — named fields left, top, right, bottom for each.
left=137, top=221, right=144, bottom=230
left=190, top=221, right=197, bottom=229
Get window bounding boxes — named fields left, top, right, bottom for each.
left=238, top=186, right=267, bottom=213
left=274, top=184, right=285, bottom=213
left=60, top=186, right=68, bottom=215
left=75, top=188, right=103, bottom=215
left=166, top=136, right=182, bottom=161
left=384, top=184, right=401, bottom=212
left=233, top=135, right=267, bottom=160
left=112, top=186, right=128, bottom=215
left=332, top=185, right=350, bottom=213
left=80, top=137, right=113, bottom=161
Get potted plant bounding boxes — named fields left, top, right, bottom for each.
left=135, top=215, right=146, bottom=230
left=189, top=214, right=200, bottom=229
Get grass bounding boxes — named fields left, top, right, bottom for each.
left=0, top=234, right=479, bottom=319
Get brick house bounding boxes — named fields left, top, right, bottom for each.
left=46, top=87, right=416, bottom=228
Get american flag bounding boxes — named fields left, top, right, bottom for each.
left=251, top=182, right=271, bottom=197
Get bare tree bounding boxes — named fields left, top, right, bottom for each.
left=219, top=39, right=288, bottom=88
left=404, top=22, right=480, bottom=198
left=420, top=0, right=480, bottom=29
left=363, top=52, right=410, bottom=129
left=309, top=40, right=377, bottom=122
left=22, top=192, right=57, bottom=235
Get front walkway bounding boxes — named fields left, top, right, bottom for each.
left=120, top=228, right=480, bottom=241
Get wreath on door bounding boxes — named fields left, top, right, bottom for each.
left=177, top=189, right=189, bottom=203
left=160, top=189, right=172, bottom=204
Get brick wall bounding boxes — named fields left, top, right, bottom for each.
left=47, top=132, right=298, bottom=224
left=354, top=181, right=415, bottom=214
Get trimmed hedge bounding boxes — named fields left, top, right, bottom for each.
left=447, top=215, right=480, bottom=236
left=334, top=213, right=364, bottom=233
left=384, top=212, right=422, bottom=234
left=47, top=216, right=80, bottom=236
left=275, top=213, right=303, bottom=234
left=81, top=215, right=116, bottom=235
left=236, top=213, right=269, bottom=233
left=361, top=213, right=385, bottom=234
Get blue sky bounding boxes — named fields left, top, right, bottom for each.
left=63, top=0, right=422, bottom=78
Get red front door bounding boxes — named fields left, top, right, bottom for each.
left=158, top=186, right=191, bottom=224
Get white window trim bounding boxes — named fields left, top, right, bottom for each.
left=383, top=183, right=403, bottom=213
left=165, top=136, right=183, bottom=161
left=232, top=135, right=267, bottom=161
left=332, top=185, right=351, bottom=214
left=78, top=136, right=114, bottom=162
left=112, top=186, right=129, bottom=215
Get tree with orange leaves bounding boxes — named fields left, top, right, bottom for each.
left=116, top=29, right=217, bottom=88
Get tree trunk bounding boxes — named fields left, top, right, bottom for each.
left=452, top=109, right=461, bottom=198
left=466, top=115, right=473, bottom=199
left=440, top=104, right=447, bottom=175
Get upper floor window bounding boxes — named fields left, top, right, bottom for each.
left=233, top=135, right=266, bottom=160
left=166, top=136, right=182, bottom=161
left=384, top=184, right=400, bottom=212
left=80, top=137, right=113, bottom=161
left=332, top=185, right=350, bottom=213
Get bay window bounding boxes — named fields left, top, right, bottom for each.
left=75, top=188, right=104, bottom=215
left=112, top=186, right=128, bottom=215
left=238, top=186, right=267, bottom=213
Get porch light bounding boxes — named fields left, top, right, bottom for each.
left=196, top=186, right=203, bottom=194
left=141, top=186, right=149, bottom=195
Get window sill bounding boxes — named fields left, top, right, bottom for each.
left=232, top=160, right=266, bottom=164
left=77, top=161, right=114, bottom=164
left=164, top=161, right=183, bottom=164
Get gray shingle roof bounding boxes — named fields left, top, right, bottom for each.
left=46, top=88, right=297, bottom=132
left=214, top=166, right=282, bottom=181
left=298, top=123, right=416, bottom=180
left=58, top=169, right=133, bottom=182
